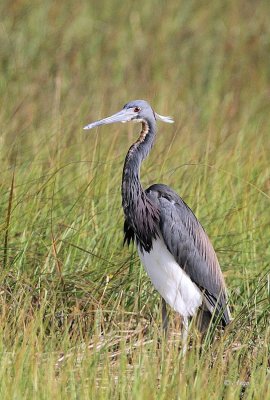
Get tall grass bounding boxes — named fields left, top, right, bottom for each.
left=0, top=0, right=269, bottom=398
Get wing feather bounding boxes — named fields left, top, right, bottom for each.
left=146, top=183, right=231, bottom=326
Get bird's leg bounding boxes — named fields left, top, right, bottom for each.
left=161, top=297, right=168, bottom=335
left=181, top=316, right=189, bottom=355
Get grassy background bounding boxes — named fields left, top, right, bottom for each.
left=0, top=0, right=269, bottom=398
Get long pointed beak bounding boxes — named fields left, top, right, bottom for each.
left=83, top=109, right=134, bottom=130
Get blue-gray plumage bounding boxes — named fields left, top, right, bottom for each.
left=84, top=100, right=231, bottom=343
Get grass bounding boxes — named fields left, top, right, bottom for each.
left=0, top=0, right=270, bottom=398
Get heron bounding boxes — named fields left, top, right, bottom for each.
left=84, top=100, right=231, bottom=347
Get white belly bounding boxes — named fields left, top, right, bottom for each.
left=137, top=237, right=203, bottom=317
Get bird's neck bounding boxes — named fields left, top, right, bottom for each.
left=122, top=119, right=160, bottom=251
left=121, top=120, right=155, bottom=213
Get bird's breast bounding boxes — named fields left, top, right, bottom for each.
left=137, top=236, right=203, bottom=317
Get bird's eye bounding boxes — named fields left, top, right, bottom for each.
left=134, top=107, right=141, bottom=113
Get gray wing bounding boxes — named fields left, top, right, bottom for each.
left=146, top=183, right=231, bottom=326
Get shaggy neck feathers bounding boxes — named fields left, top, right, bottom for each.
left=121, top=119, right=159, bottom=251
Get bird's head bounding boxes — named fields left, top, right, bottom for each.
left=83, top=100, right=174, bottom=130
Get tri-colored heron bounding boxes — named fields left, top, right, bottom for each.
left=84, top=100, right=231, bottom=346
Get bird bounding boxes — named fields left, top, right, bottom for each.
left=84, top=99, right=232, bottom=347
